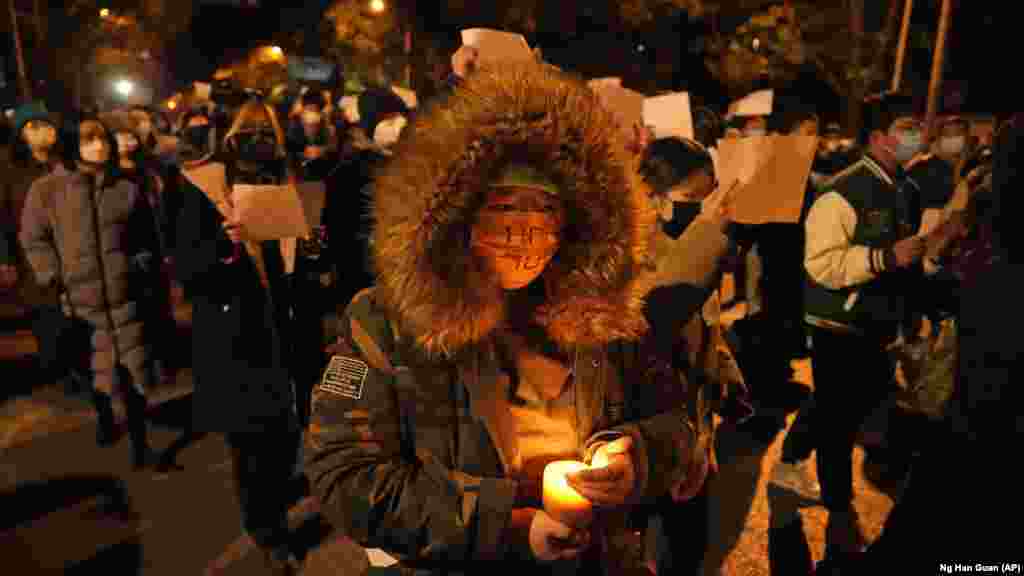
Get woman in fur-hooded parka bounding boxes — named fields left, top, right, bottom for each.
left=306, top=61, right=730, bottom=574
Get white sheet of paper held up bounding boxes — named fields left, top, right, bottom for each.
left=194, top=82, right=212, bottom=102
left=728, top=89, right=773, bottom=118
left=295, top=181, right=327, bottom=229
left=365, top=548, right=400, bottom=567
left=182, top=162, right=230, bottom=216
left=643, top=92, right=694, bottom=141
left=716, top=135, right=817, bottom=224
left=231, top=184, right=309, bottom=242
left=461, top=28, right=533, bottom=63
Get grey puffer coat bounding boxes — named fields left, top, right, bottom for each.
left=19, top=170, right=159, bottom=395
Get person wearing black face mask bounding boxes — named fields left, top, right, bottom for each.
left=637, top=136, right=748, bottom=574
left=641, top=138, right=723, bottom=240
left=173, top=99, right=303, bottom=574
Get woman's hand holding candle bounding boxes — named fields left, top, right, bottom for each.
left=566, top=436, right=638, bottom=507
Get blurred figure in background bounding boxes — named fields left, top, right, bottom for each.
left=287, top=89, right=338, bottom=183
left=326, top=88, right=408, bottom=309
left=3, top=103, right=71, bottom=391
left=102, top=111, right=177, bottom=387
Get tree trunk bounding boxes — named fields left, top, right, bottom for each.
left=867, top=0, right=905, bottom=92
left=926, top=0, right=954, bottom=129
left=842, top=0, right=866, bottom=138
left=8, top=0, right=32, bottom=101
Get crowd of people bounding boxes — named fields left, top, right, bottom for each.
left=0, top=40, right=1015, bottom=575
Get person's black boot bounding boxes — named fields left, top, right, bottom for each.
left=92, top=391, right=118, bottom=447
left=125, top=390, right=156, bottom=470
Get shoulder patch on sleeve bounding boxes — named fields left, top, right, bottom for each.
left=320, top=355, right=370, bottom=400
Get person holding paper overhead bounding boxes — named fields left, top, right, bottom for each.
left=801, top=93, right=926, bottom=563
left=173, top=99, right=303, bottom=574
left=306, top=60, right=717, bottom=575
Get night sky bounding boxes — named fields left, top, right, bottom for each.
left=175, top=1, right=1005, bottom=114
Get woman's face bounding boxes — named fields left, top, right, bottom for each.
left=21, top=120, right=57, bottom=152
left=78, top=120, right=111, bottom=166
left=471, top=185, right=565, bottom=291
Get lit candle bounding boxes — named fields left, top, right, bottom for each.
left=542, top=460, right=594, bottom=528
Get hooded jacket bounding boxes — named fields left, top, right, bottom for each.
left=306, top=61, right=731, bottom=573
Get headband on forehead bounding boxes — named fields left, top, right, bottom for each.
left=490, top=163, right=560, bottom=196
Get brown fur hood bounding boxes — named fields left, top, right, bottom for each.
left=370, top=61, right=660, bottom=357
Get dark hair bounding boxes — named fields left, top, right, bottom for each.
left=860, top=92, right=915, bottom=145
left=639, top=137, right=714, bottom=196
left=692, top=106, right=723, bottom=148
left=64, top=113, right=119, bottom=177
left=10, top=118, right=63, bottom=167
left=357, top=88, right=409, bottom=136
left=769, top=94, right=818, bottom=134
left=301, top=90, right=327, bottom=110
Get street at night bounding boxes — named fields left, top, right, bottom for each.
left=1, top=1, right=1017, bottom=573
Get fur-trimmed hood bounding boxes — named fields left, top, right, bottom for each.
left=371, top=61, right=660, bottom=357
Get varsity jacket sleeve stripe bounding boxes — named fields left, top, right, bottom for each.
left=804, top=191, right=885, bottom=289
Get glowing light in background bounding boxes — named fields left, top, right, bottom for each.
left=114, top=79, right=135, bottom=97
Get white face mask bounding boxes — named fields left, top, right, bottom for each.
left=340, top=96, right=360, bottom=123
left=23, top=124, right=57, bottom=149
left=301, top=110, right=322, bottom=126
left=116, top=132, right=140, bottom=155
left=80, top=139, right=109, bottom=164
left=939, top=135, right=966, bottom=157
left=373, top=116, right=407, bottom=148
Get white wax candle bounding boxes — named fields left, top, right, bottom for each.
left=542, top=460, right=594, bottom=528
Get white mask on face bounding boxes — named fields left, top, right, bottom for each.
left=116, top=132, right=140, bottom=155
left=373, top=116, right=407, bottom=148
left=23, top=124, right=57, bottom=149
left=80, top=139, right=109, bottom=164
left=939, top=135, right=966, bottom=158
left=340, top=96, right=359, bottom=123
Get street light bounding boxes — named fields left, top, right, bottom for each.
left=269, top=45, right=284, bottom=58
left=369, top=0, right=386, bottom=14
left=100, top=8, right=110, bottom=18
left=114, top=79, right=135, bottom=97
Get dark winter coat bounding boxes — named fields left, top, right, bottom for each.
left=172, top=169, right=295, bottom=433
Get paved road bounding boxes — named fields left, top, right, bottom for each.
left=1, top=387, right=326, bottom=575
left=0, top=299, right=904, bottom=575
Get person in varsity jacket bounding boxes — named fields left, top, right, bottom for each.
left=801, top=92, right=926, bottom=563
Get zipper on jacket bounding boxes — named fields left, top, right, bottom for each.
left=85, top=175, right=122, bottom=368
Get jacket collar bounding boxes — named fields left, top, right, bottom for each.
left=862, top=153, right=897, bottom=187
